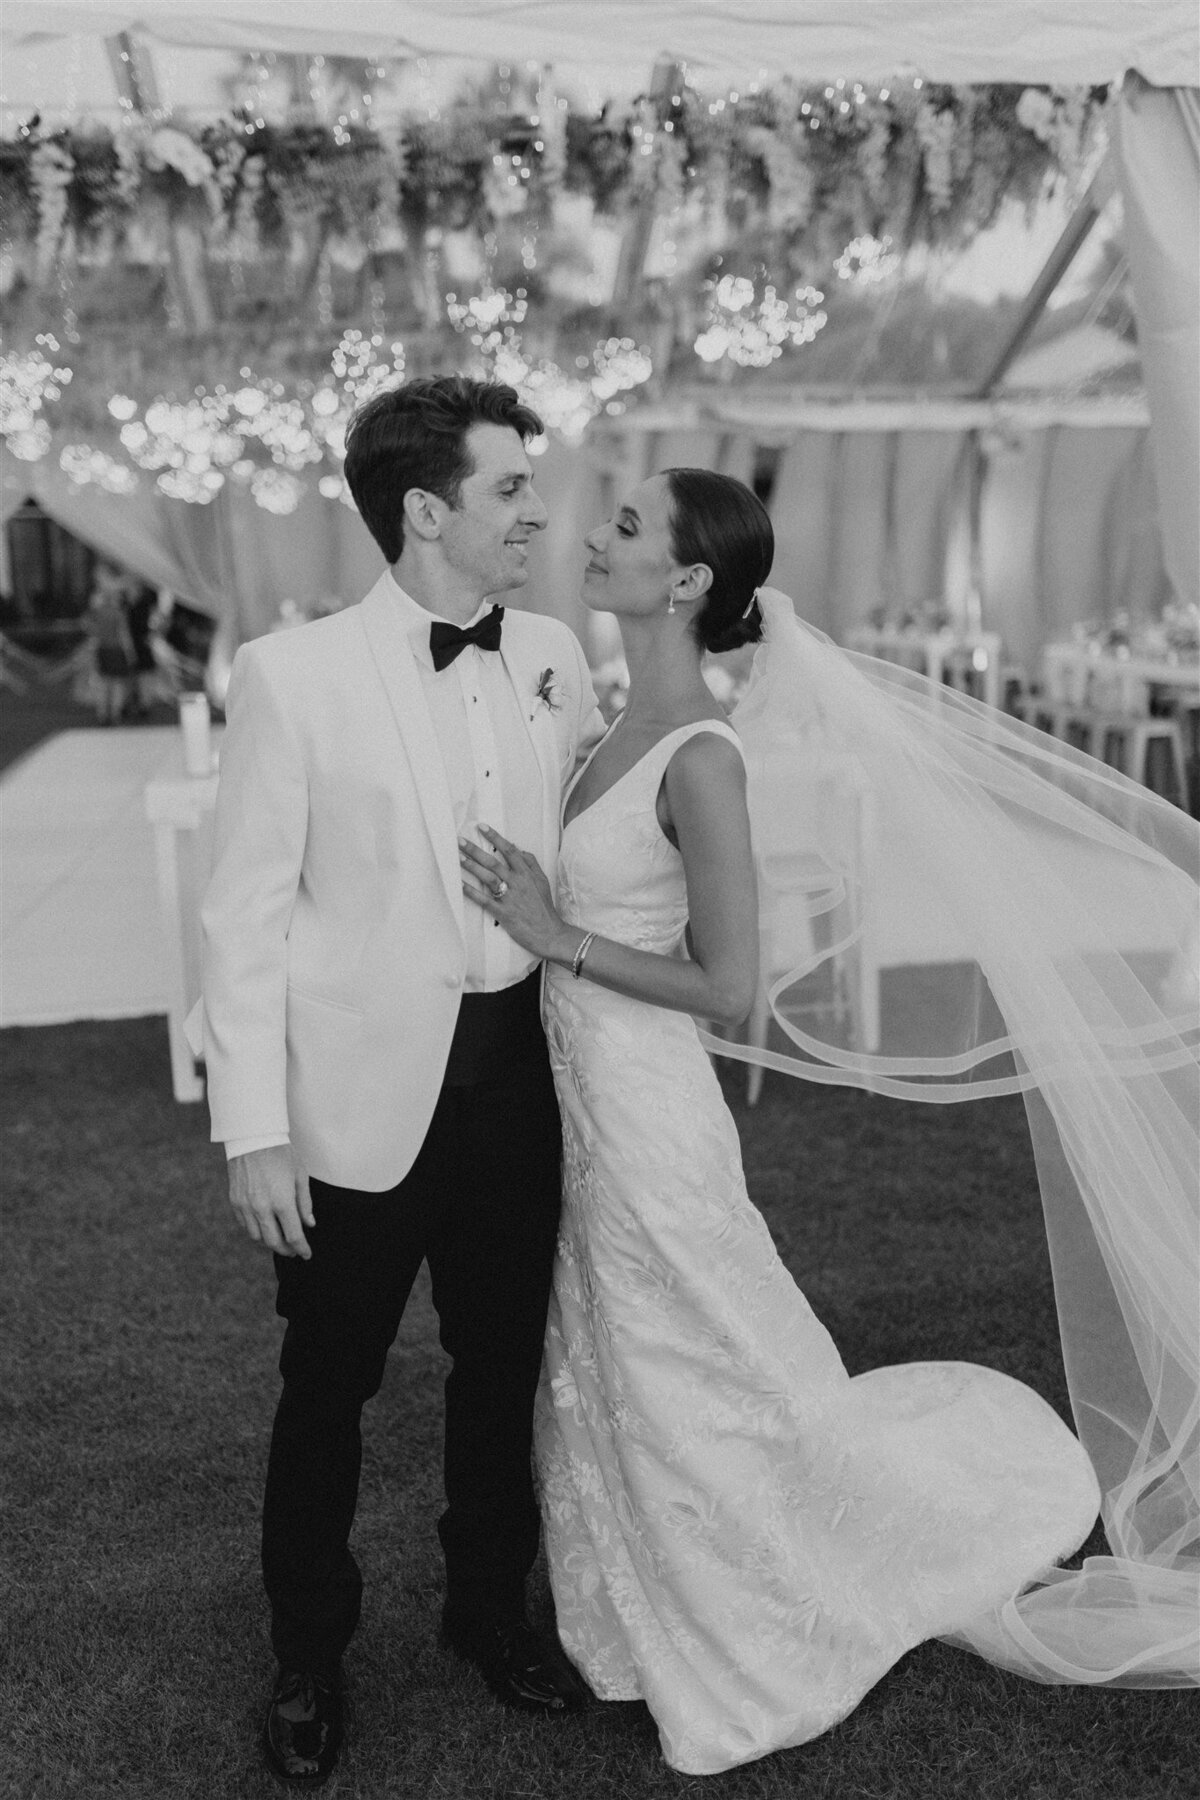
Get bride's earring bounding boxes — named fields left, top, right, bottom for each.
left=667, top=590, right=677, bottom=616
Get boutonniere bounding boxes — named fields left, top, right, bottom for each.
left=533, top=667, right=561, bottom=716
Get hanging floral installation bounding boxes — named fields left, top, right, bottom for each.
left=1, top=77, right=1107, bottom=294
left=0, top=73, right=1109, bottom=505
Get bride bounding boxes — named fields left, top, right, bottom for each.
left=458, top=468, right=1199, bottom=1774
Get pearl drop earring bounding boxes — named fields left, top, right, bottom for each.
left=667, top=590, right=677, bottom=615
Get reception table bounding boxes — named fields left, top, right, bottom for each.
left=847, top=625, right=1005, bottom=711
left=1041, top=643, right=1200, bottom=712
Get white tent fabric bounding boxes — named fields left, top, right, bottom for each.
left=0, top=446, right=375, bottom=632
left=1, top=405, right=1167, bottom=665
left=2, top=0, right=1198, bottom=87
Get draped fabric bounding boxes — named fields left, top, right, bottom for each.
left=4, top=0, right=1197, bottom=88
left=2, top=416, right=1168, bottom=663
left=977, top=423, right=1169, bottom=661
left=1, top=408, right=1170, bottom=677
left=702, top=589, right=1200, bottom=1687
left=3, top=446, right=215, bottom=600
left=0, top=462, right=33, bottom=597
left=764, top=422, right=1165, bottom=660
left=1114, top=77, right=1200, bottom=616
left=0, top=445, right=382, bottom=639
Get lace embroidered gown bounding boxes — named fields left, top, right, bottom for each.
left=535, top=721, right=1100, bottom=1776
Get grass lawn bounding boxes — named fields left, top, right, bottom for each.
left=2, top=1017, right=1195, bottom=1800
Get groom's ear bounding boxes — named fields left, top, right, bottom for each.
left=402, top=487, right=445, bottom=542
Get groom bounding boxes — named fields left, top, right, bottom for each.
left=196, top=375, right=602, bottom=1785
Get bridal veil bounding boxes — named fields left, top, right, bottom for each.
left=700, top=588, right=1199, bottom=1687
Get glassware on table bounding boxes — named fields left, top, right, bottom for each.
left=179, top=691, right=214, bottom=776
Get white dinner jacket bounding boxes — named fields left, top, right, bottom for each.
left=197, top=573, right=602, bottom=1192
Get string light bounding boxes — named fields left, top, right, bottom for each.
left=834, top=234, right=899, bottom=285
left=444, top=290, right=652, bottom=440
left=251, top=467, right=303, bottom=513
left=59, top=443, right=138, bottom=493
left=693, top=276, right=827, bottom=369
left=0, top=341, right=73, bottom=458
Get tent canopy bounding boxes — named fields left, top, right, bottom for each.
left=2, top=6, right=1195, bottom=619
left=3, top=0, right=1198, bottom=88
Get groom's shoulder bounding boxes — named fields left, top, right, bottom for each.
left=502, top=606, right=583, bottom=662
left=235, top=603, right=365, bottom=682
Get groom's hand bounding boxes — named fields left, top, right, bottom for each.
left=228, top=1145, right=314, bottom=1258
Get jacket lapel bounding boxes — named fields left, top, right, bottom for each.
left=499, top=628, right=561, bottom=874
left=358, top=577, right=464, bottom=932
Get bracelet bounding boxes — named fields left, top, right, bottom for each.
left=571, top=930, right=597, bottom=980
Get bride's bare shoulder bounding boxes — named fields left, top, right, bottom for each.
left=663, top=725, right=746, bottom=801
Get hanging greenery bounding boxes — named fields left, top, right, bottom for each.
left=1, top=77, right=1107, bottom=289
left=0, top=74, right=1113, bottom=507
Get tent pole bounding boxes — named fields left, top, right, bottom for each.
left=973, top=160, right=1117, bottom=400
left=104, top=31, right=162, bottom=116
left=610, top=58, right=683, bottom=315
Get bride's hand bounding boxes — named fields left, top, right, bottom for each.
left=459, top=827, right=574, bottom=962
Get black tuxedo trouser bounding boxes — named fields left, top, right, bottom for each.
left=261, top=970, right=562, bottom=1676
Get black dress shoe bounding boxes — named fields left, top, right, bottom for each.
left=442, top=1613, right=589, bottom=1713
left=262, top=1667, right=344, bottom=1787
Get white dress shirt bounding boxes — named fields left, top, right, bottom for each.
left=387, top=572, right=545, bottom=993
left=226, top=572, right=547, bottom=1160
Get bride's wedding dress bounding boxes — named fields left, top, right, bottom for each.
left=535, top=720, right=1100, bottom=1776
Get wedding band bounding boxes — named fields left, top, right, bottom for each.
left=495, top=879, right=509, bottom=899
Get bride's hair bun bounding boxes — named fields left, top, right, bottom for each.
left=662, top=467, right=774, bottom=654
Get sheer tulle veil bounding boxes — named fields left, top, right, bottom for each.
left=698, top=587, right=1200, bottom=1686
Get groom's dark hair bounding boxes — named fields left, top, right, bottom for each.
left=344, top=375, right=544, bottom=563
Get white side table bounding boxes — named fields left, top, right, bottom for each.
left=144, top=735, right=221, bottom=1101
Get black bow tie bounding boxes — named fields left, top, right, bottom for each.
left=429, top=605, right=505, bottom=672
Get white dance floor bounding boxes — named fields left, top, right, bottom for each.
left=0, top=728, right=175, bottom=1026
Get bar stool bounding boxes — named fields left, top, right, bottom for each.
left=1178, top=702, right=1200, bottom=816
left=926, top=632, right=1004, bottom=711
left=1031, top=696, right=1095, bottom=748
left=1033, top=651, right=1092, bottom=742
left=1098, top=715, right=1188, bottom=805
left=1001, top=665, right=1029, bottom=719
left=1061, top=711, right=1100, bottom=754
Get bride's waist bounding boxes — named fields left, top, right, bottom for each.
left=544, top=955, right=700, bottom=1029
left=555, top=910, right=688, bottom=956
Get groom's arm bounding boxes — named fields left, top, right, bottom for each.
left=199, top=645, right=314, bottom=1255
left=228, top=1144, right=314, bottom=1260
